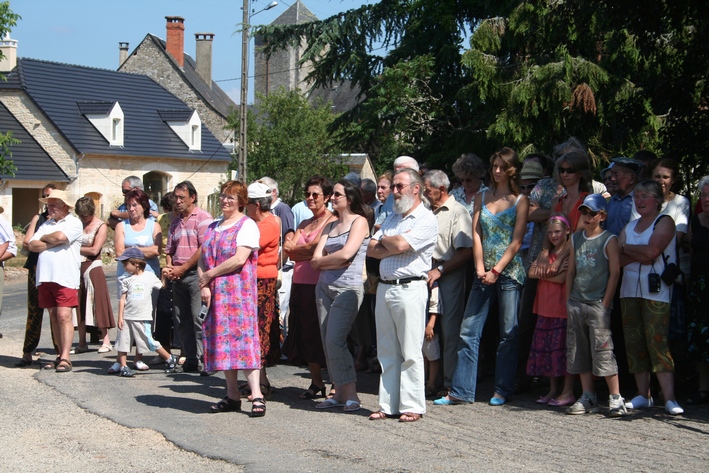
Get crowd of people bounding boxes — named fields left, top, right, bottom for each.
left=9, top=137, right=709, bottom=422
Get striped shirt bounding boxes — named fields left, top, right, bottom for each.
left=165, top=207, right=213, bottom=266
left=373, top=202, right=438, bottom=280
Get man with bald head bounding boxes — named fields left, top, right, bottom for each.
left=29, top=189, right=83, bottom=372
left=367, top=168, right=438, bottom=422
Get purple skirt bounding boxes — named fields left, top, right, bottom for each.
left=526, top=316, right=568, bottom=377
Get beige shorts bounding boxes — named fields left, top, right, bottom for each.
left=115, top=320, right=162, bottom=354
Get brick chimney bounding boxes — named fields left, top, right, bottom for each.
left=118, top=42, right=129, bottom=67
left=165, top=16, right=185, bottom=67
left=195, top=33, right=214, bottom=85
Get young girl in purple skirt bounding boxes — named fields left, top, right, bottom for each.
left=526, top=214, right=575, bottom=406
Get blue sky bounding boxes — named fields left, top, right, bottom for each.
left=10, top=0, right=374, bottom=103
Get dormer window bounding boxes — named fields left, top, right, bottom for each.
left=158, top=109, right=202, bottom=151
left=78, top=101, right=124, bottom=146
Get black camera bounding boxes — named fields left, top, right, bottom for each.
left=661, top=262, right=682, bottom=286
left=648, top=272, right=661, bottom=293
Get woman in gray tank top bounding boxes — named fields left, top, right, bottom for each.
left=310, top=179, right=370, bottom=412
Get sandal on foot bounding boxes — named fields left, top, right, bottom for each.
left=251, top=398, right=266, bottom=417
left=315, top=398, right=344, bottom=409
left=399, top=412, right=422, bottom=422
left=97, top=345, right=112, bottom=353
left=327, top=384, right=336, bottom=399
left=369, top=411, right=389, bottom=421
left=343, top=400, right=361, bottom=413
left=209, top=396, right=242, bottom=413
left=299, top=383, right=326, bottom=399
left=55, top=359, right=72, bottom=373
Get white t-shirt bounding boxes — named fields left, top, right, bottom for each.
left=211, top=216, right=260, bottom=250
left=120, top=272, right=163, bottom=321
left=0, top=215, right=17, bottom=257
left=30, top=213, right=83, bottom=289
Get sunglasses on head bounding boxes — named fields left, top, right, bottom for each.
left=558, top=166, right=576, bottom=175
left=579, top=207, right=598, bottom=217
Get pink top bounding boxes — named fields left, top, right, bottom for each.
left=292, top=221, right=328, bottom=285
left=165, top=208, right=213, bottom=266
left=532, top=253, right=568, bottom=318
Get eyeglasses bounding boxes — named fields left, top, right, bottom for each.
left=219, top=194, right=237, bottom=202
left=558, top=166, right=576, bottom=175
left=579, top=208, right=599, bottom=217
left=520, top=183, right=537, bottom=191
left=633, top=193, right=656, bottom=201
left=700, top=192, right=709, bottom=199
left=121, top=189, right=130, bottom=195
left=390, top=183, right=411, bottom=192
left=332, top=191, right=345, bottom=198
left=304, top=191, right=321, bottom=199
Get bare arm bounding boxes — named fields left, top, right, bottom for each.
left=472, top=193, right=485, bottom=278
left=285, top=216, right=336, bottom=261
left=565, top=242, right=577, bottom=301
left=428, top=247, right=472, bottom=286
left=367, top=237, right=397, bottom=260
left=528, top=199, right=551, bottom=223
left=0, top=241, right=10, bottom=262
left=23, top=214, right=40, bottom=250
left=312, top=217, right=370, bottom=270
left=80, top=223, right=107, bottom=257
left=482, top=195, right=529, bottom=285
left=28, top=230, right=68, bottom=252
left=621, top=217, right=675, bottom=265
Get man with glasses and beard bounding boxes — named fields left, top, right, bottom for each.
left=367, top=169, right=438, bottom=423
left=107, top=176, right=159, bottom=230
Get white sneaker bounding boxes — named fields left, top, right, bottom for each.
left=609, top=395, right=628, bottom=417
left=625, top=395, right=654, bottom=409
left=665, top=400, right=684, bottom=415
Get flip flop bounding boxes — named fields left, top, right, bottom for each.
left=315, top=398, right=345, bottom=409
left=343, top=400, right=361, bottom=412
left=43, top=357, right=61, bottom=370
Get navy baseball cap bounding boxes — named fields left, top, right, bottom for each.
left=116, top=247, right=146, bottom=261
left=578, top=194, right=607, bottom=213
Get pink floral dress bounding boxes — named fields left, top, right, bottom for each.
left=201, top=216, right=260, bottom=371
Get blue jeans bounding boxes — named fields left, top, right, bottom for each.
left=449, top=275, right=522, bottom=402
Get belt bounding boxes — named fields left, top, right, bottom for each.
left=380, top=276, right=426, bottom=285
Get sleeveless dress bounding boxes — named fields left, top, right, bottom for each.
left=79, top=222, right=115, bottom=329
left=116, top=219, right=160, bottom=295
left=688, top=215, right=709, bottom=363
left=282, top=218, right=330, bottom=366
left=201, top=216, right=260, bottom=371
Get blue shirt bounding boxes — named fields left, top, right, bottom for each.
left=605, top=192, right=633, bottom=236
left=118, top=199, right=159, bottom=221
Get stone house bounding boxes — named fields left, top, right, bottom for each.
left=0, top=50, right=231, bottom=227
left=119, top=16, right=236, bottom=146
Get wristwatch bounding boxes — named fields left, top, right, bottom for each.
left=437, top=264, right=444, bottom=274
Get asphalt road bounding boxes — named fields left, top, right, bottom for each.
left=1, top=270, right=708, bottom=472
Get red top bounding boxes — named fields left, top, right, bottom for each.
left=554, top=192, right=589, bottom=232
left=533, top=253, right=568, bottom=318
left=256, top=214, right=280, bottom=279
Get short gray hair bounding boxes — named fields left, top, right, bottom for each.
left=423, top=170, right=450, bottom=190
left=259, top=176, right=278, bottom=195
left=634, top=180, right=663, bottom=212
left=123, top=175, right=143, bottom=190
left=698, top=175, right=709, bottom=193
left=361, top=178, right=376, bottom=194
left=252, top=196, right=271, bottom=211
left=393, top=156, right=419, bottom=172
left=452, top=153, right=486, bottom=180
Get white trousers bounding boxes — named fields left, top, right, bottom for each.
left=375, top=280, right=427, bottom=415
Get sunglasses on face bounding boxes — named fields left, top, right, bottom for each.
left=122, top=189, right=130, bottom=195
left=520, top=183, right=537, bottom=191
left=558, top=166, right=576, bottom=175
left=390, top=183, right=411, bottom=192
left=579, top=208, right=598, bottom=217
left=304, top=192, right=321, bottom=199
left=332, top=191, right=345, bottom=198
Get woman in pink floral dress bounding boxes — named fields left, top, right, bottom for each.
left=198, top=180, right=265, bottom=417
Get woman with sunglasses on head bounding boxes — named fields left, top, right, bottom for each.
left=282, top=176, right=337, bottom=399
left=310, top=179, right=370, bottom=412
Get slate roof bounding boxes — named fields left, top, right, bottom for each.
left=143, top=34, right=236, bottom=119
left=0, top=58, right=231, bottom=162
left=271, top=1, right=318, bottom=26
left=308, top=80, right=362, bottom=114
left=0, top=101, right=69, bottom=181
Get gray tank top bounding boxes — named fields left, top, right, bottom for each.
left=318, top=218, right=369, bottom=287
left=570, top=230, right=616, bottom=303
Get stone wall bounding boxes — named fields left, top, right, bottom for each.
left=120, top=39, right=233, bottom=144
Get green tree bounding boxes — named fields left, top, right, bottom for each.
left=0, top=1, right=20, bottom=177
left=229, top=88, right=346, bottom=205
